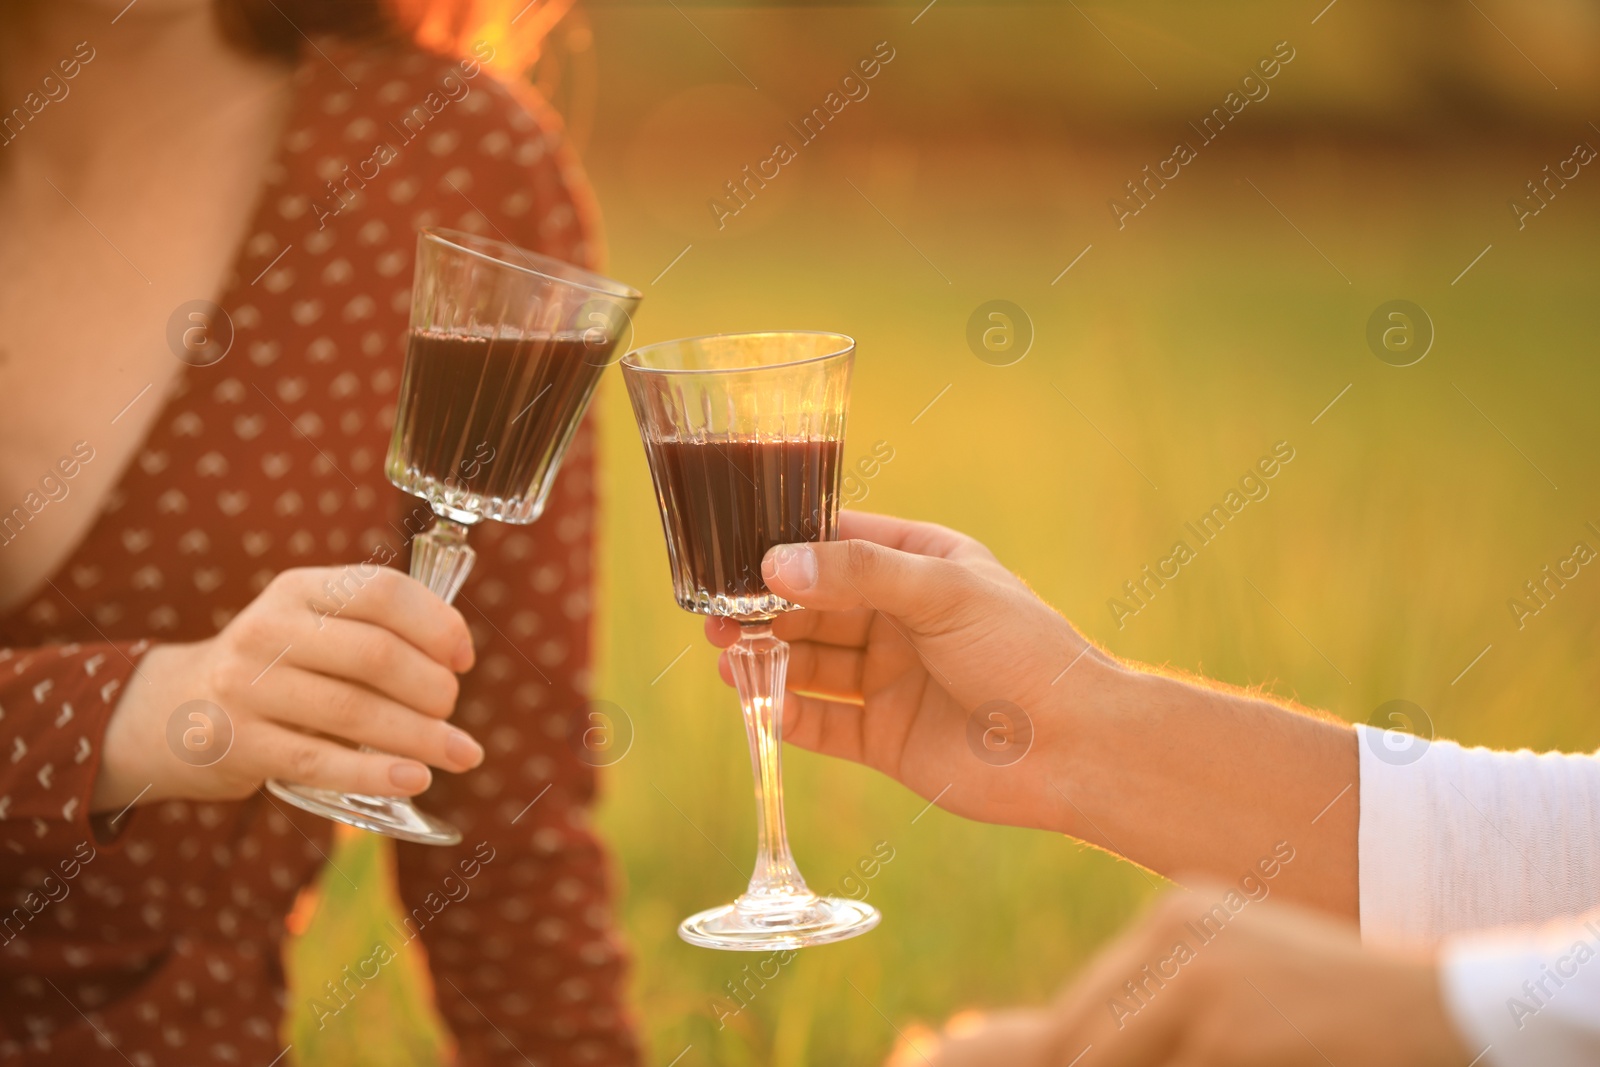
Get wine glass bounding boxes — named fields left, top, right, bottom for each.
left=621, top=331, right=880, bottom=949
left=266, top=228, right=642, bottom=845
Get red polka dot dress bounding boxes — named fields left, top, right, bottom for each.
left=0, top=41, right=638, bottom=1066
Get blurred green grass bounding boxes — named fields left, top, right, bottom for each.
left=582, top=140, right=1600, bottom=1066
left=287, top=9, right=1600, bottom=1065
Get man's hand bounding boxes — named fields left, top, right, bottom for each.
left=704, top=510, right=1362, bottom=918
left=906, top=886, right=1468, bottom=1067
left=706, top=511, right=1111, bottom=834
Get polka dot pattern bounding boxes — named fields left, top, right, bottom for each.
left=0, top=40, right=634, bottom=1066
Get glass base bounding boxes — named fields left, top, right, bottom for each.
left=678, top=893, right=880, bottom=951
left=264, top=778, right=463, bottom=846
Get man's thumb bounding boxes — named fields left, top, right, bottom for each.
left=762, top=538, right=966, bottom=626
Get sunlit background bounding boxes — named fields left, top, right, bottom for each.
left=290, top=1, right=1600, bottom=1063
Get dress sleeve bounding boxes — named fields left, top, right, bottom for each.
left=0, top=640, right=151, bottom=855
left=1355, top=723, right=1600, bottom=946
left=1438, top=908, right=1600, bottom=1067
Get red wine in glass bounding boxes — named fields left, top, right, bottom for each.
left=395, top=329, right=616, bottom=520
left=643, top=437, right=843, bottom=616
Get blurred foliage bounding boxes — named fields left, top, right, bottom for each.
left=288, top=2, right=1600, bottom=1064
left=568, top=0, right=1600, bottom=136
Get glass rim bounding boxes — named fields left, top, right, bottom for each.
left=419, top=227, right=642, bottom=300
left=620, top=330, right=855, bottom=376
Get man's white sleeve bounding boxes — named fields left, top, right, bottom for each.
left=1354, top=723, right=1600, bottom=1065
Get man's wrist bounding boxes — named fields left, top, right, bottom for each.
left=1035, top=651, right=1172, bottom=840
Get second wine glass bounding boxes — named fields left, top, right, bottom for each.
left=621, top=331, right=880, bottom=950
left=265, top=228, right=641, bottom=845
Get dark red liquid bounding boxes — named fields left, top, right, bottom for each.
left=391, top=330, right=617, bottom=512
left=644, top=437, right=843, bottom=607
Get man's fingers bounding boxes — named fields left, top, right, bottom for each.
left=704, top=600, right=880, bottom=653
left=710, top=653, right=866, bottom=761
left=837, top=511, right=973, bottom=558
left=923, top=1009, right=1058, bottom=1067
left=788, top=640, right=865, bottom=700
left=715, top=641, right=864, bottom=702
left=249, top=722, right=434, bottom=797
left=771, top=603, right=876, bottom=648
left=705, top=616, right=741, bottom=648
left=256, top=666, right=483, bottom=772
left=762, top=538, right=975, bottom=628
left=290, top=617, right=461, bottom=718
left=1044, top=891, right=1197, bottom=1067
left=781, top=691, right=866, bottom=763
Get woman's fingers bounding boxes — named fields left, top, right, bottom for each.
left=247, top=721, right=435, bottom=797
left=300, top=565, right=475, bottom=671
left=108, top=563, right=485, bottom=809
left=256, top=665, right=483, bottom=772
left=289, top=616, right=461, bottom=719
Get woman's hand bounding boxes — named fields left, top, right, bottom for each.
left=92, top=565, right=484, bottom=812
left=906, top=886, right=1467, bottom=1067
left=706, top=511, right=1116, bottom=833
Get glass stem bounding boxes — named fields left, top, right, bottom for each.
left=410, top=514, right=477, bottom=606
left=728, top=622, right=814, bottom=910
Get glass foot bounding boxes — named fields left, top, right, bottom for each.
left=264, top=778, right=462, bottom=846
left=678, top=893, right=880, bottom=951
